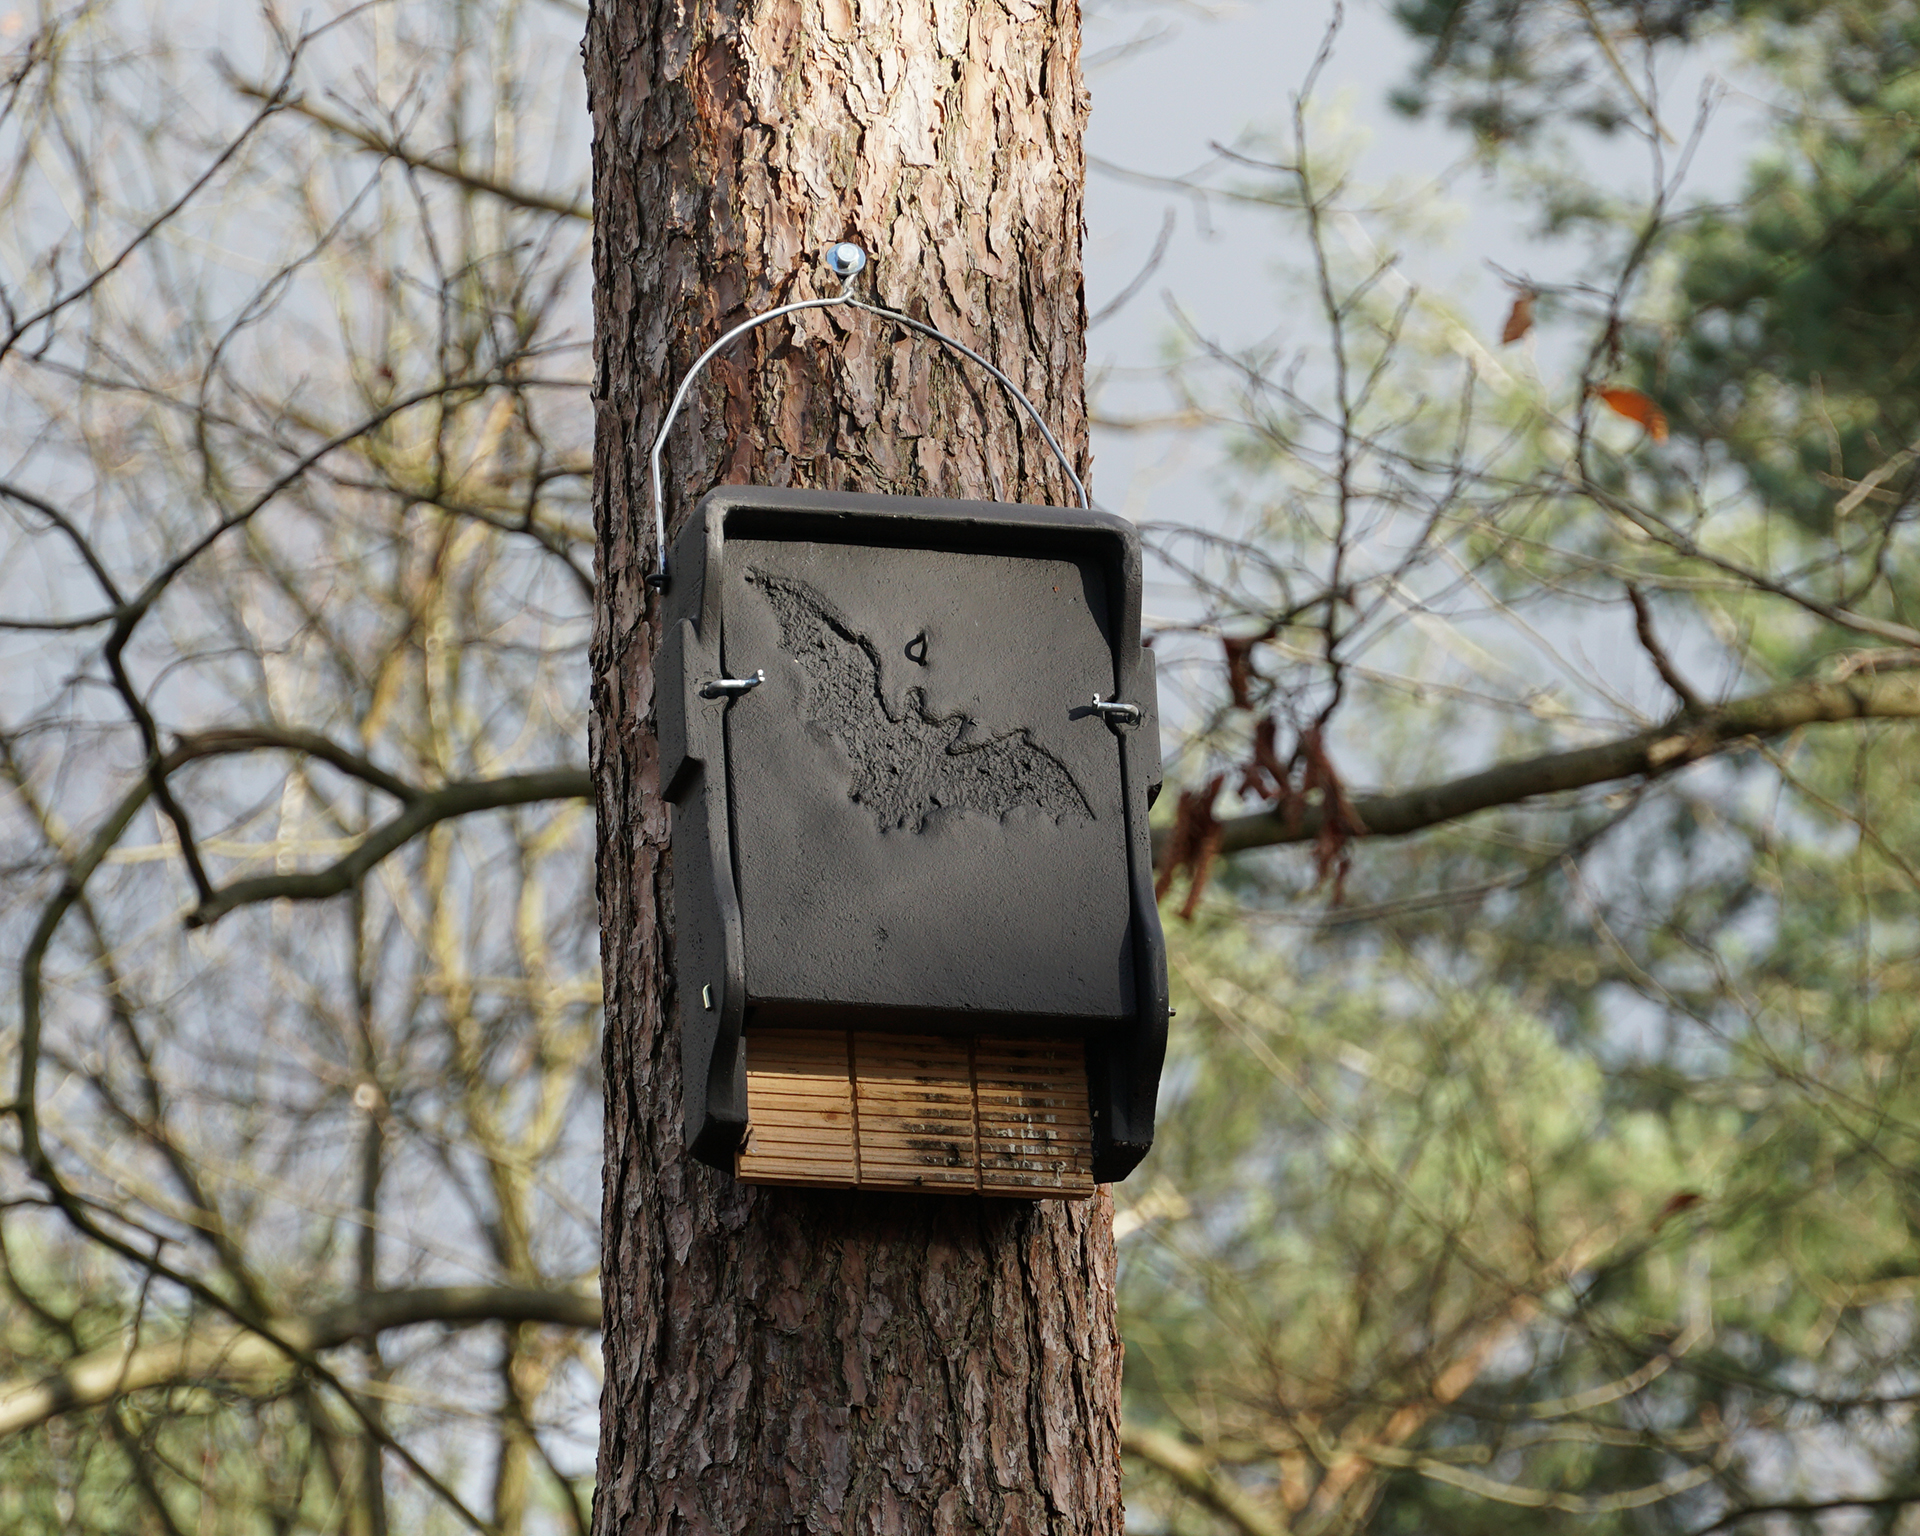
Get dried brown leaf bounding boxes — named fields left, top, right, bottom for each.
left=1156, top=772, right=1226, bottom=920
left=1237, top=714, right=1289, bottom=803
left=1591, top=385, right=1669, bottom=443
left=1500, top=291, right=1535, bottom=345
left=1222, top=634, right=1262, bottom=710
left=1297, top=725, right=1366, bottom=902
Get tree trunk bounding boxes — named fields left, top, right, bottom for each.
left=584, top=0, right=1122, bottom=1528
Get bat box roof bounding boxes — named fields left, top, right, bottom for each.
left=657, top=486, right=1168, bottom=1189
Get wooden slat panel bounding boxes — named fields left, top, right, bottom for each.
left=975, top=1037, right=1095, bottom=1197
left=736, top=1029, right=856, bottom=1186
left=851, top=1031, right=979, bottom=1192
left=735, top=1028, right=1094, bottom=1199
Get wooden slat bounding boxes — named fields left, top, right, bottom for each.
left=849, top=1031, right=975, bottom=1194
left=974, top=1036, right=1095, bottom=1196
left=734, top=1028, right=1095, bottom=1198
left=735, top=1029, right=857, bottom=1186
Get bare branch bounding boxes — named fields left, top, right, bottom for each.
left=1626, top=584, right=1705, bottom=714
left=0, top=1284, right=601, bottom=1437
left=1582, top=479, right=1920, bottom=651
left=1122, top=1423, right=1291, bottom=1536
left=172, top=727, right=422, bottom=802
left=184, top=767, right=592, bottom=928
left=1691, top=1491, right=1920, bottom=1535
left=0, top=478, right=125, bottom=606
left=1089, top=209, right=1175, bottom=329
left=1170, top=669, right=1920, bottom=863
left=0, top=49, right=302, bottom=365
left=226, top=74, right=592, bottom=222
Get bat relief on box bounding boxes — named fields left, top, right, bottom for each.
left=746, top=567, right=1094, bottom=833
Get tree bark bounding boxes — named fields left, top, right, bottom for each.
left=585, top=0, right=1123, bottom=1526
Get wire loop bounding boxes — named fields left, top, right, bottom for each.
left=646, top=246, right=1089, bottom=587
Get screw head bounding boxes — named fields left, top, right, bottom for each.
left=824, top=242, right=867, bottom=280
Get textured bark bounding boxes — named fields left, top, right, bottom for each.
left=584, top=0, right=1122, bottom=1526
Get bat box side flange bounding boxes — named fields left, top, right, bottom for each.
left=657, top=485, right=1168, bottom=1186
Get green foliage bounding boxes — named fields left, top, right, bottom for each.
left=1394, top=0, right=1920, bottom=532
left=1389, top=0, right=1724, bottom=143
left=1125, top=2, right=1920, bottom=1523
left=1659, top=68, right=1920, bottom=530
left=1126, top=709, right=1920, bottom=1525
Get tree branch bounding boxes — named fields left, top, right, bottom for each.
left=1122, top=1423, right=1291, bottom=1536
left=1691, top=1491, right=1920, bottom=1535
left=1170, top=669, right=1920, bottom=863
left=1, top=50, right=301, bottom=366
left=172, top=727, right=423, bottom=802
left=1626, top=585, right=1705, bottom=714
left=0, top=1284, right=601, bottom=1438
left=184, top=767, right=592, bottom=928
left=227, top=75, right=592, bottom=222
left=0, top=478, right=126, bottom=607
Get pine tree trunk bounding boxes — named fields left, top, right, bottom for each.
left=584, top=0, right=1123, bottom=1527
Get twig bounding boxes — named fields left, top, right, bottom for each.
left=1626, top=584, right=1705, bottom=713
left=1161, top=670, right=1920, bottom=863
left=1122, top=1423, right=1290, bottom=1536
left=1089, top=209, right=1175, bottom=328
left=226, top=74, right=591, bottom=222
left=0, top=1285, right=601, bottom=1436
left=184, top=767, right=591, bottom=928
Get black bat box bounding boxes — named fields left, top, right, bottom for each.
left=657, top=486, right=1168, bottom=1188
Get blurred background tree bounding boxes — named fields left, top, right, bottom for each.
left=1122, top=0, right=1920, bottom=1528
left=0, top=0, right=602, bottom=1529
left=1, top=0, right=1917, bottom=1530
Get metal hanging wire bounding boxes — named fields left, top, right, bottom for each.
left=646, top=242, right=1089, bottom=588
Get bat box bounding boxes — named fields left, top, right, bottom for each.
left=657, top=486, right=1168, bottom=1195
